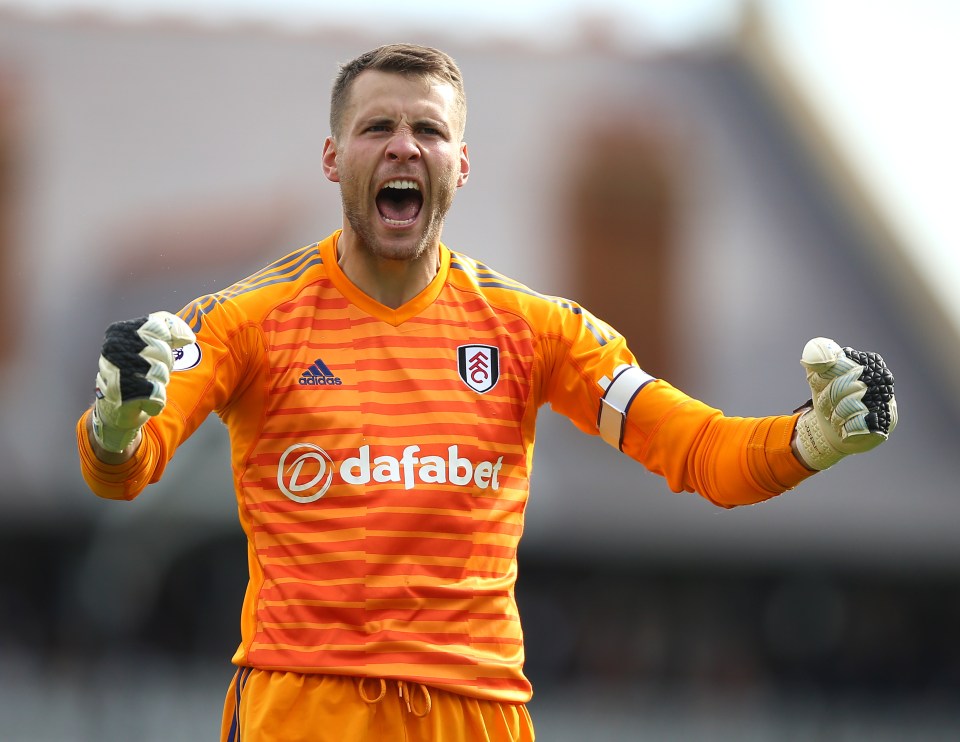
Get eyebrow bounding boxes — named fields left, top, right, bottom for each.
left=358, top=114, right=451, bottom=135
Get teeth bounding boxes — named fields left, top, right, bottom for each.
left=382, top=179, right=419, bottom=190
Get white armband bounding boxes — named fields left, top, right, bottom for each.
left=597, top=364, right=654, bottom=450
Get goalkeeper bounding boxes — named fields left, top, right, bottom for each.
left=76, top=43, right=897, bottom=742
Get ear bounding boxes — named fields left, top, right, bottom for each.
left=457, top=142, right=470, bottom=188
left=322, top=136, right=340, bottom=183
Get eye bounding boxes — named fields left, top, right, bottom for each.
left=418, top=124, right=448, bottom=139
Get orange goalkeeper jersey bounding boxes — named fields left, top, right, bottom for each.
left=77, top=230, right=813, bottom=703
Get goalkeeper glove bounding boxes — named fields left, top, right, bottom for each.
left=91, top=311, right=196, bottom=453
left=794, top=337, right=897, bottom=471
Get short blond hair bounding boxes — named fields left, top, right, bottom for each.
left=330, top=43, right=467, bottom=140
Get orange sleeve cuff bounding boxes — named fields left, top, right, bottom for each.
left=76, top=409, right=159, bottom=501
left=745, top=413, right=816, bottom=496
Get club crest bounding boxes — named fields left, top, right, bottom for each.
left=457, top=344, right=500, bottom=394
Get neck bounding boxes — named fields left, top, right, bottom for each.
left=336, top=232, right=441, bottom=309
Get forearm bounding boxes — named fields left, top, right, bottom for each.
left=77, top=408, right=158, bottom=501
left=659, top=412, right=814, bottom=507
left=621, top=381, right=816, bottom=507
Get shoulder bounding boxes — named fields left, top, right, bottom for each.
left=448, top=250, right=559, bottom=313
left=179, top=240, right=329, bottom=333
left=447, top=249, right=621, bottom=347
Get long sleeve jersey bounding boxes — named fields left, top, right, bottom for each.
left=77, top=230, right=813, bottom=703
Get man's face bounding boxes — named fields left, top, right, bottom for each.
left=322, top=70, right=469, bottom=262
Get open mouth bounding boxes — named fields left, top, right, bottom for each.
left=376, top=179, right=423, bottom=226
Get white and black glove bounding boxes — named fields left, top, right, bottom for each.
left=91, top=311, right=196, bottom=453
left=794, top=337, right=897, bottom=471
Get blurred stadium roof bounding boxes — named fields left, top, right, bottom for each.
left=1, top=0, right=956, bottom=337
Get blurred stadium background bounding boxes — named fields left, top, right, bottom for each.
left=1, top=1, right=959, bottom=739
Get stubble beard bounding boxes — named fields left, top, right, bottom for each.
left=340, top=173, right=457, bottom=263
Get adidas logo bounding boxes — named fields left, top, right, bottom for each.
left=299, top=358, right=343, bottom=386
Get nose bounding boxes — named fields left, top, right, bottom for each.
left=385, top=128, right=420, bottom=162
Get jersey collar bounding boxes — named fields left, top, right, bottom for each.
left=321, top=230, right=451, bottom=327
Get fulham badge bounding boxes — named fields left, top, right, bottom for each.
left=458, top=344, right=500, bottom=394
